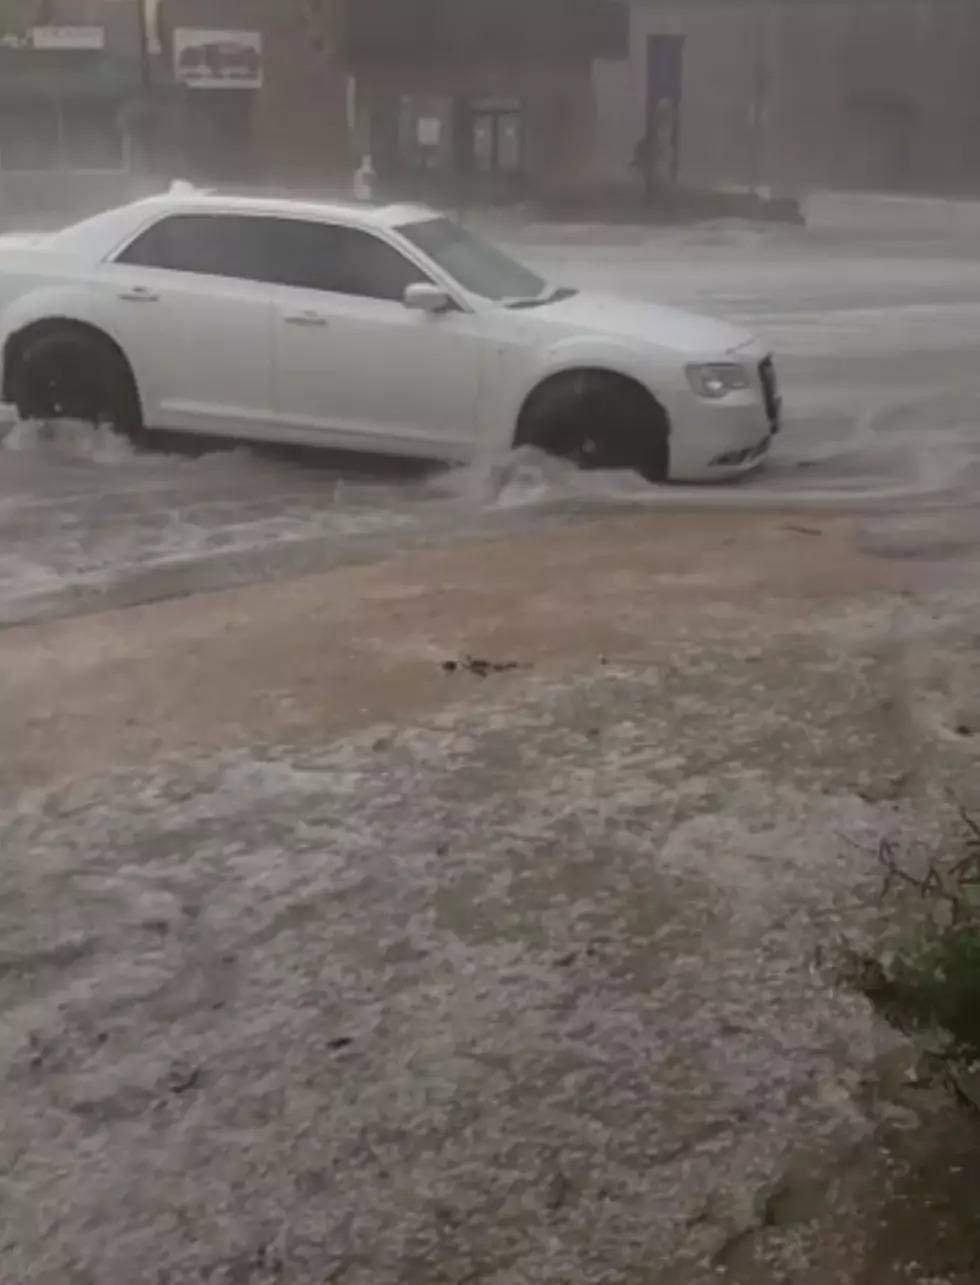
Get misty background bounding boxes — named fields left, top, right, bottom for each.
left=0, top=0, right=974, bottom=230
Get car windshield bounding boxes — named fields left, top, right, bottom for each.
left=396, top=216, right=548, bottom=303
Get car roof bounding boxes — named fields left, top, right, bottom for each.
left=46, top=189, right=445, bottom=261
left=131, top=189, right=440, bottom=230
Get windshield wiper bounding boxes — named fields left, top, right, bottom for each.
left=504, top=286, right=578, bottom=310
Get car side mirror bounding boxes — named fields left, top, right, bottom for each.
left=404, top=282, right=453, bottom=314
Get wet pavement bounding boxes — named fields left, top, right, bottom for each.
left=4, top=221, right=980, bottom=622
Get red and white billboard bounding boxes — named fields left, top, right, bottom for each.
left=173, top=28, right=262, bottom=90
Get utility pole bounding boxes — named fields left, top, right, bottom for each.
left=136, top=0, right=151, bottom=94
left=749, top=53, right=769, bottom=196
left=749, top=1, right=778, bottom=197
left=133, top=0, right=155, bottom=171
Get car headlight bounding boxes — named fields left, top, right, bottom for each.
left=686, top=362, right=750, bottom=399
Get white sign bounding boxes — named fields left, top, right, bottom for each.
left=417, top=117, right=442, bottom=147
left=30, top=26, right=105, bottom=51
left=173, top=28, right=263, bottom=90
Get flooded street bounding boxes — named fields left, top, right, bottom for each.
left=5, top=223, right=980, bottom=623
left=523, top=225, right=980, bottom=496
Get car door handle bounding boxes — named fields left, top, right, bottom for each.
left=118, top=286, right=160, bottom=302
left=283, top=310, right=329, bottom=327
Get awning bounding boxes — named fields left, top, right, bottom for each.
left=346, top=0, right=628, bottom=62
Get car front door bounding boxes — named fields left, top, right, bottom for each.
left=92, top=212, right=275, bottom=437
left=265, top=218, right=485, bottom=457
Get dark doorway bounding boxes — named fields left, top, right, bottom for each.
left=643, top=34, right=684, bottom=192
left=844, top=93, right=915, bottom=191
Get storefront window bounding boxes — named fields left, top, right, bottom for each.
left=0, top=100, right=126, bottom=172
left=472, top=115, right=493, bottom=173
left=396, top=95, right=451, bottom=176
left=0, top=102, right=59, bottom=170
left=60, top=103, right=126, bottom=171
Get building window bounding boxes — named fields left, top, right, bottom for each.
left=396, top=96, right=451, bottom=176
left=181, top=91, right=255, bottom=183
left=0, top=99, right=127, bottom=172
left=0, top=101, right=60, bottom=170
left=60, top=102, right=126, bottom=171
left=844, top=94, right=916, bottom=192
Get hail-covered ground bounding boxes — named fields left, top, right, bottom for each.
left=3, top=220, right=980, bottom=1284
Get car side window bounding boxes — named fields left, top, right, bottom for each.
left=114, top=214, right=270, bottom=284
left=264, top=219, right=430, bottom=302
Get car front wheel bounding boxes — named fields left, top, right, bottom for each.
left=516, top=371, right=669, bottom=483
left=10, top=323, right=144, bottom=443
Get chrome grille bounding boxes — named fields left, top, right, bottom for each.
left=758, top=356, right=781, bottom=433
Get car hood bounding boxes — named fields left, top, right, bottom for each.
left=522, top=290, right=757, bottom=357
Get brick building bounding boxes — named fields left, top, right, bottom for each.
left=157, top=0, right=980, bottom=205
left=0, top=0, right=625, bottom=202
left=0, top=0, right=144, bottom=175
left=4, top=0, right=978, bottom=216
left=154, top=0, right=348, bottom=186
left=0, top=0, right=158, bottom=227
left=154, top=0, right=626, bottom=200
left=345, top=0, right=627, bottom=204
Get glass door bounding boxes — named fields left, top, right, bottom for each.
left=467, top=99, right=524, bottom=201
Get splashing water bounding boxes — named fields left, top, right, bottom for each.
left=1, top=418, right=138, bottom=464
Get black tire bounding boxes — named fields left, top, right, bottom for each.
left=517, top=372, right=669, bottom=483
left=10, top=324, right=144, bottom=442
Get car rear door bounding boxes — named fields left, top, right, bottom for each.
left=264, top=217, right=486, bottom=457
left=91, top=212, right=276, bottom=438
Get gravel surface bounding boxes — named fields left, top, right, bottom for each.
left=3, top=512, right=980, bottom=1284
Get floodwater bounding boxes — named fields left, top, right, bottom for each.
left=3, top=221, right=980, bottom=622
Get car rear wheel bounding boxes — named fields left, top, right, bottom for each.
left=11, top=324, right=144, bottom=443
left=516, top=371, right=669, bottom=484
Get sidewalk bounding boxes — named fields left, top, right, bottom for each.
left=803, top=190, right=980, bottom=239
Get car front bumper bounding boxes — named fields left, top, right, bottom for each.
left=666, top=354, right=782, bottom=482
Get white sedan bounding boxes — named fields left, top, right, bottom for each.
left=0, top=189, right=781, bottom=482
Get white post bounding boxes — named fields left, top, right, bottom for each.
left=353, top=154, right=376, bottom=201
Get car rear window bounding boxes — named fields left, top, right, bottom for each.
left=115, top=213, right=270, bottom=283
